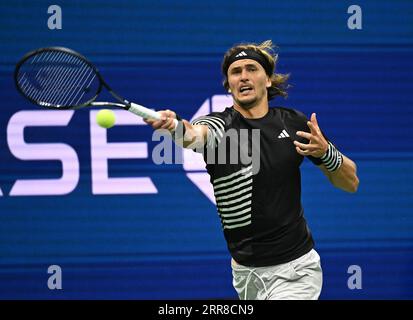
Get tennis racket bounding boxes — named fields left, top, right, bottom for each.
left=14, top=46, right=177, bottom=126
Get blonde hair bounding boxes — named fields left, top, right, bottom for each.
left=221, top=40, right=290, bottom=100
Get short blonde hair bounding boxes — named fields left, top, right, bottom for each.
left=221, top=40, right=290, bottom=100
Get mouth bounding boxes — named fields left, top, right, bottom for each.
left=239, top=86, right=253, bottom=95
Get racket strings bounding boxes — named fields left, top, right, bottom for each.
left=16, top=50, right=99, bottom=107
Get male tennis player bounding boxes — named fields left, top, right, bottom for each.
left=144, top=40, right=359, bottom=300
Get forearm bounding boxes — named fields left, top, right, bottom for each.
left=173, top=120, right=208, bottom=149
left=322, top=155, right=359, bottom=193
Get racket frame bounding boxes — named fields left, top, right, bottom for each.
left=14, top=46, right=167, bottom=122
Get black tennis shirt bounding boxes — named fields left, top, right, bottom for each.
left=191, top=106, right=326, bottom=267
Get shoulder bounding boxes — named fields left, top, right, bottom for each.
left=190, top=107, right=235, bottom=150
left=191, top=107, right=235, bottom=129
left=275, top=106, right=308, bottom=122
left=274, top=106, right=310, bottom=133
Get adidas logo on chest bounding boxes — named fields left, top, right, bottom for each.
left=278, top=129, right=290, bottom=139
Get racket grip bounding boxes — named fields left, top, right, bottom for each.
left=128, top=102, right=178, bottom=129
left=128, top=102, right=161, bottom=120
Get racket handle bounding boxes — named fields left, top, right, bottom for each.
left=128, top=102, right=178, bottom=129
left=128, top=102, right=161, bottom=120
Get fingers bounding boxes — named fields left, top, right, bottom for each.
left=311, top=112, right=319, bottom=127
left=295, top=114, right=325, bottom=157
left=293, top=140, right=315, bottom=151
left=144, top=109, right=177, bottom=131
left=294, top=137, right=327, bottom=158
left=148, top=118, right=174, bottom=130
left=307, top=120, right=317, bottom=134
left=143, top=117, right=155, bottom=125
left=158, top=109, right=176, bottom=120
left=308, top=113, right=322, bottom=135
left=295, top=146, right=308, bottom=156
left=144, top=117, right=162, bottom=129
left=296, top=131, right=312, bottom=140
left=160, top=117, right=176, bottom=130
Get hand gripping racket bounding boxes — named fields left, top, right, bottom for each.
left=14, top=46, right=177, bottom=126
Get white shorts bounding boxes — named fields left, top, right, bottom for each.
left=231, top=249, right=323, bottom=300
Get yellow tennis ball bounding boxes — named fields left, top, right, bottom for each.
left=96, top=109, right=116, bottom=128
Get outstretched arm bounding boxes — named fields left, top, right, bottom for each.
left=293, top=113, right=359, bottom=193
left=143, top=109, right=208, bottom=149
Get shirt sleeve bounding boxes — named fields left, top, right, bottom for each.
left=190, top=113, right=228, bottom=150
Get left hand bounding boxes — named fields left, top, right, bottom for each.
left=293, top=113, right=329, bottom=158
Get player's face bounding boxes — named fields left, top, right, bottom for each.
left=227, top=59, right=271, bottom=109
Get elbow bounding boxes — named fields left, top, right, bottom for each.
left=346, top=172, right=360, bottom=193
left=336, top=171, right=359, bottom=194
left=347, top=161, right=359, bottom=193
left=349, top=176, right=359, bottom=193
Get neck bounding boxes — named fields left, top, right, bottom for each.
left=233, top=99, right=269, bottom=119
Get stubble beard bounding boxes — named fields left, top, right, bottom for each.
left=237, top=97, right=258, bottom=110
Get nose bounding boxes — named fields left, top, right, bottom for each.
left=240, top=68, right=249, bottom=81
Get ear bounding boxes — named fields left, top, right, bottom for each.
left=266, top=76, right=272, bottom=88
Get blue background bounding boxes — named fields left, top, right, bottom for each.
left=0, top=0, right=412, bottom=299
